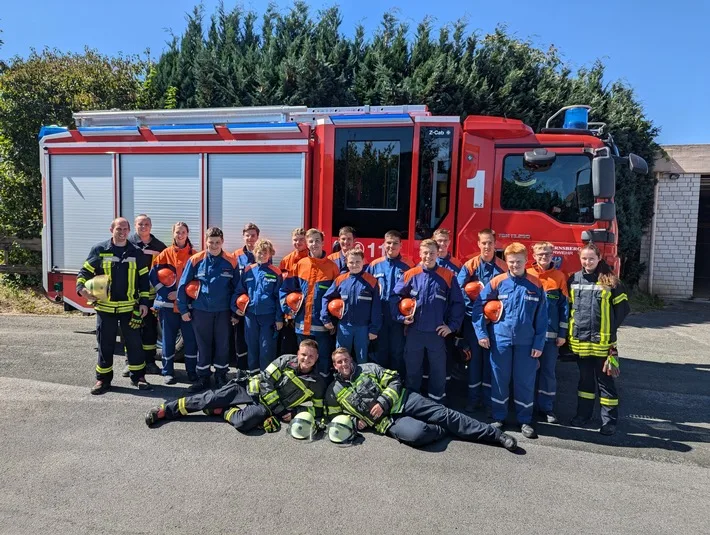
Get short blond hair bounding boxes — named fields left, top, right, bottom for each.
left=291, top=227, right=306, bottom=237
left=345, top=248, right=364, bottom=260
left=331, top=347, right=352, bottom=360
left=420, top=239, right=439, bottom=251
left=504, top=242, right=527, bottom=258
left=433, top=229, right=451, bottom=240
left=532, top=241, right=554, bottom=254
left=306, top=228, right=324, bottom=241
left=254, top=239, right=275, bottom=257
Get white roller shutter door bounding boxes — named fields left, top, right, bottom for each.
left=49, top=155, right=114, bottom=271
left=120, top=154, right=202, bottom=247
left=208, top=153, right=305, bottom=263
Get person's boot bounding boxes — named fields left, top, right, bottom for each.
left=599, top=422, right=617, bottom=436
left=145, top=406, right=166, bottom=427
left=132, top=377, right=153, bottom=391
left=144, top=360, right=162, bottom=375
left=121, top=359, right=130, bottom=377
left=90, top=380, right=111, bottom=395
left=569, top=415, right=590, bottom=427
left=521, top=423, right=538, bottom=439
left=498, top=432, right=518, bottom=452
left=202, top=407, right=224, bottom=416
left=491, top=420, right=504, bottom=430
left=188, top=376, right=211, bottom=393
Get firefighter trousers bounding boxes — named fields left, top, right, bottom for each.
left=387, top=391, right=500, bottom=448
left=233, top=320, right=248, bottom=369
left=404, top=330, right=447, bottom=404
left=576, top=356, right=618, bottom=425
left=162, top=380, right=269, bottom=432
left=463, top=319, right=492, bottom=408
left=141, top=307, right=158, bottom=362
left=158, top=309, right=197, bottom=377
left=375, top=310, right=406, bottom=375
left=490, top=343, right=538, bottom=424
left=536, top=340, right=559, bottom=413
left=192, top=309, right=231, bottom=379
left=278, top=321, right=299, bottom=356
left=336, top=324, right=369, bottom=364
left=96, top=311, right=144, bottom=383
left=244, top=313, right=278, bottom=374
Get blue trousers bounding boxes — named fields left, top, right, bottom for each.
left=374, top=308, right=406, bottom=375
left=297, top=332, right=333, bottom=380
left=490, top=343, right=538, bottom=424
left=192, top=309, right=231, bottom=379
left=336, top=323, right=370, bottom=364
left=159, top=308, right=197, bottom=377
left=536, top=340, right=559, bottom=413
left=244, top=313, right=278, bottom=373
left=463, top=319, right=492, bottom=407
left=387, top=391, right=500, bottom=448
left=404, top=329, right=447, bottom=404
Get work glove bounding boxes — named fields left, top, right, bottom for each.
left=129, top=310, right=143, bottom=330
left=262, top=416, right=281, bottom=433
left=603, top=347, right=620, bottom=377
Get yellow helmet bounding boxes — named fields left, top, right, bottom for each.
left=289, top=411, right=316, bottom=440
left=328, top=414, right=355, bottom=444
left=84, top=275, right=109, bottom=301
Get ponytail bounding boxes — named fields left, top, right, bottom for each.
left=580, top=242, right=620, bottom=290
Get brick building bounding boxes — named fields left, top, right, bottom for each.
left=639, top=144, right=710, bottom=298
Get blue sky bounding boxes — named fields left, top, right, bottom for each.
left=1, top=0, right=707, bottom=145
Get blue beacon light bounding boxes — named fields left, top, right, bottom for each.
left=563, top=106, right=589, bottom=130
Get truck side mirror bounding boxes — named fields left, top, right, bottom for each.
left=523, top=148, right=556, bottom=170
left=593, top=201, right=616, bottom=221
left=592, top=155, right=615, bottom=198
left=628, top=153, right=648, bottom=175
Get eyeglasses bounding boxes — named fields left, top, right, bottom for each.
left=534, top=252, right=553, bottom=257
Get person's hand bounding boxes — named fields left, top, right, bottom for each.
left=230, top=316, right=239, bottom=325
left=478, top=338, right=490, bottom=349
left=556, top=337, right=566, bottom=347
left=603, top=357, right=621, bottom=377
left=167, top=291, right=177, bottom=301
left=436, top=324, right=452, bottom=337
left=280, top=412, right=293, bottom=423
left=139, top=305, right=149, bottom=318
left=79, top=288, right=94, bottom=301
left=369, top=403, right=384, bottom=420
left=275, top=321, right=283, bottom=331
left=356, top=419, right=367, bottom=430
left=324, top=322, right=335, bottom=331
left=531, top=349, right=542, bottom=358
left=368, top=333, right=378, bottom=341
left=262, top=416, right=281, bottom=433
left=182, top=312, right=192, bottom=322
left=403, top=315, right=414, bottom=325
left=236, top=308, right=245, bottom=317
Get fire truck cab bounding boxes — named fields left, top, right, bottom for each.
left=39, top=104, right=646, bottom=312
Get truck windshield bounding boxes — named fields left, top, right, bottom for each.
left=500, top=153, right=594, bottom=224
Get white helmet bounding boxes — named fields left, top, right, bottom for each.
left=289, top=411, right=316, bottom=440
left=328, top=415, right=356, bottom=444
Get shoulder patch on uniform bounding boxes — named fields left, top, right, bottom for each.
left=335, top=273, right=349, bottom=286
left=489, top=272, right=509, bottom=289
left=191, top=250, right=207, bottom=265
left=435, top=266, right=454, bottom=286
left=402, top=256, right=415, bottom=269
left=361, top=272, right=378, bottom=288
left=403, top=266, right=423, bottom=282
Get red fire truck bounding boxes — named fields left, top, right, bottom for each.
left=39, top=104, right=646, bottom=312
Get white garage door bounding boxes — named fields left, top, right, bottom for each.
left=207, top=153, right=305, bottom=263
left=50, top=155, right=114, bottom=271
left=120, top=154, right=202, bottom=248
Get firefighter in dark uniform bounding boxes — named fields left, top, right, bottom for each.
left=325, top=347, right=517, bottom=451
left=145, top=339, right=326, bottom=432
left=568, top=242, right=630, bottom=436
left=127, top=214, right=166, bottom=376
left=77, top=217, right=152, bottom=394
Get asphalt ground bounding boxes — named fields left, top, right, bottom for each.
left=0, top=301, right=709, bottom=534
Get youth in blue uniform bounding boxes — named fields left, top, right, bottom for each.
left=366, top=230, right=414, bottom=374
left=391, top=239, right=465, bottom=405
left=456, top=229, right=507, bottom=412
left=232, top=222, right=261, bottom=371
left=322, top=249, right=382, bottom=364
left=233, top=239, right=284, bottom=374
left=474, top=242, right=547, bottom=439
left=178, top=227, right=239, bottom=393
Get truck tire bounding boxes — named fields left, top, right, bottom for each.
left=155, top=320, right=185, bottom=363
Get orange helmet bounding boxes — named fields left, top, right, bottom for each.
left=398, top=298, right=417, bottom=317
left=157, top=267, right=177, bottom=287
left=464, top=281, right=484, bottom=301
left=483, top=300, right=503, bottom=323
left=185, top=280, right=201, bottom=300
left=285, top=292, right=304, bottom=314
left=327, top=298, right=345, bottom=320
left=236, top=294, right=250, bottom=314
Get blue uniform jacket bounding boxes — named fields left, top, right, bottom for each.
left=233, top=263, right=284, bottom=323
left=366, top=255, right=415, bottom=307
left=436, top=253, right=463, bottom=274
left=457, top=254, right=508, bottom=317
left=321, top=271, right=383, bottom=334
left=391, top=265, right=465, bottom=333
left=473, top=272, right=547, bottom=350
left=177, top=250, right=239, bottom=314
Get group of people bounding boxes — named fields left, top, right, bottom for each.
left=77, top=215, right=629, bottom=450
